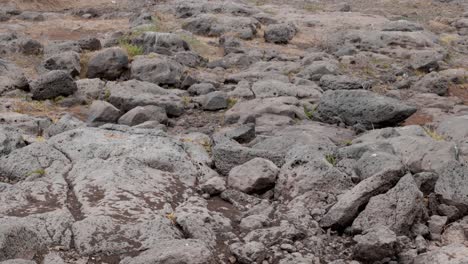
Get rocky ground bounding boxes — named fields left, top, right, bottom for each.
left=1, top=0, right=468, bottom=263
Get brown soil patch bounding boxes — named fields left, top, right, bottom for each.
left=403, top=110, right=434, bottom=126
left=449, top=84, right=468, bottom=105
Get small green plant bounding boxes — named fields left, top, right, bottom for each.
left=303, top=106, right=314, bottom=119
left=423, top=127, right=444, bottom=141
left=182, top=96, right=191, bottom=106
left=166, top=212, right=177, bottom=224
left=227, top=98, right=238, bottom=109
left=103, top=89, right=111, bottom=101
left=342, top=140, right=353, bottom=146
left=54, top=96, right=65, bottom=104
left=119, top=39, right=143, bottom=58
left=303, top=3, right=324, bottom=12
left=325, top=154, right=337, bottom=166
left=28, top=168, right=45, bottom=176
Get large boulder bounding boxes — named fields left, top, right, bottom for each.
left=29, top=70, right=77, bottom=100
left=87, top=100, right=121, bottom=124
left=0, top=59, right=29, bottom=95
left=316, top=90, right=417, bottom=129
left=264, top=23, right=297, bottom=44
left=86, top=47, right=129, bottom=80
left=106, top=80, right=184, bottom=117
left=202, top=91, right=228, bottom=111
left=118, top=105, right=168, bottom=126
left=351, top=174, right=424, bottom=235
left=130, top=56, right=184, bottom=87
left=434, top=161, right=468, bottom=214
left=228, top=158, right=279, bottom=194
left=134, top=32, right=190, bottom=55
left=41, top=51, right=81, bottom=77
left=414, top=243, right=468, bottom=264
left=353, top=225, right=398, bottom=262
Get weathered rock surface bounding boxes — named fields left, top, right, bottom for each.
left=86, top=47, right=129, bottom=80
left=29, top=70, right=77, bottom=100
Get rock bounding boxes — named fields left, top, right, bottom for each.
left=182, top=14, right=258, bottom=39
left=174, top=51, right=207, bottom=67
left=0, top=260, right=35, bottom=264
left=0, top=59, right=29, bottom=95
left=75, top=78, right=106, bottom=100
left=106, top=80, right=184, bottom=117
left=351, top=174, right=424, bottom=235
left=44, top=40, right=81, bottom=56
left=44, top=114, right=86, bottom=138
left=0, top=126, right=26, bottom=156
left=200, top=176, right=226, bottom=195
left=434, top=161, right=468, bottom=215
left=382, top=20, right=424, bottom=32
left=77, top=36, right=101, bottom=51
left=202, top=91, right=228, bottom=111
left=224, top=123, right=256, bottom=143
left=321, top=161, right=405, bottom=229
left=264, top=23, right=298, bottom=44
left=120, top=239, right=216, bottom=264
left=130, top=56, right=184, bottom=87
left=413, top=172, right=439, bottom=194
left=134, top=32, right=190, bottom=55
left=409, top=50, right=444, bottom=72
left=414, top=243, right=468, bottom=264
left=0, top=112, right=52, bottom=136
left=86, top=47, right=129, bottom=80
left=354, top=152, right=403, bottom=180
left=41, top=51, right=81, bottom=77
left=118, top=105, right=167, bottom=126
left=129, top=12, right=153, bottom=28
left=437, top=115, right=468, bottom=141
left=224, top=97, right=306, bottom=124
left=319, top=75, right=368, bottom=90
left=175, top=197, right=231, bottom=247
left=297, top=61, right=340, bottom=81
left=412, top=72, right=450, bottom=96
left=251, top=80, right=319, bottom=99
left=228, top=158, right=279, bottom=194
left=353, top=225, right=398, bottom=261
left=240, top=214, right=269, bottom=231
left=188, top=83, right=216, bottom=96
left=18, top=39, right=43, bottom=55
left=243, top=220, right=304, bottom=246
left=18, top=11, right=44, bottom=21
left=87, top=100, right=121, bottom=124
left=230, top=242, right=267, bottom=264
left=30, top=70, right=77, bottom=100
left=316, top=90, right=417, bottom=129
left=220, top=35, right=243, bottom=55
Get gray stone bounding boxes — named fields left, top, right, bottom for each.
left=174, top=51, right=207, bottom=67
left=18, top=38, right=43, bottom=55
left=0, top=112, right=52, bottom=137
left=87, top=100, right=121, bottom=124
left=188, top=83, right=216, bottom=96
left=434, top=161, right=468, bottom=214
left=0, top=126, right=26, bottom=156
left=319, top=74, right=367, bottom=90
left=86, top=47, right=129, bottom=80
left=224, top=97, right=306, bottom=124
left=182, top=14, right=258, bottom=39
left=200, top=176, right=226, bottom=195
left=297, top=61, right=340, bottom=81
left=0, top=59, right=29, bottom=95
left=230, top=242, right=267, bottom=264
left=352, top=174, right=424, bottom=235
left=321, top=162, right=405, bottom=229
left=353, top=225, right=398, bottom=261
left=0, top=260, right=36, bottom=264
left=228, top=158, right=279, bottom=194
left=18, top=11, right=44, bottom=21
left=316, top=90, right=417, bottom=129
left=264, top=23, right=297, bottom=44
left=224, top=123, right=255, bottom=143
left=130, top=56, right=184, bottom=87
left=382, top=20, right=424, bottom=32
left=414, top=243, right=468, bottom=264
left=120, top=239, right=216, bottom=264
left=413, top=172, right=438, bottom=194
left=411, top=72, right=450, bottom=96
left=202, top=91, right=228, bottom=111
left=129, top=12, right=153, bottom=28
left=44, top=114, right=86, bottom=138
left=44, top=41, right=81, bottom=56
left=30, top=70, right=77, bottom=100
left=78, top=36, right=101, bottom=51
left=410, top=50, right=444, bottom=72
left=106, top=80, right=184, bottom=117
left=118, top=105, right=167, bottom=126
left=41, top=51, right=81, bottom=77
left=134, top=32, right=190, bottom=55
left=354, top=152, right=403, bottom=180
left=75, top=78, right=106, bottom=100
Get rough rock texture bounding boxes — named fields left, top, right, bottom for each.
left=264, top=23, right=297, bottom=44
left=316, top=90, right=417, bottom=129
left=228, top=158, right=279, bottom=194
left=29, top=70, right=77, bottom=100
left=86, top=47, right=129, bottom=80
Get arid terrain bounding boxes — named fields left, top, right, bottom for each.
left=1, top=0, right=468, bottom=263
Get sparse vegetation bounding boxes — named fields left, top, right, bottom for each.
left=28, top=168, right=46, bottom=176
left=423, top=127, right=445, bottom=141
left=119, top=39, right=144, bottom=58
left=325, top=154, right=337, bottom=166
left=182, top=96, right=192, bottom=106
left=166, top=212, right=177, bottom=224
left=227, top=98, right=238, bottom=109
left=303, top=106, right=316, bottom=120
left=177, top=33, right=212, bottom=58
left=103, top=89, right=111, bottom=101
